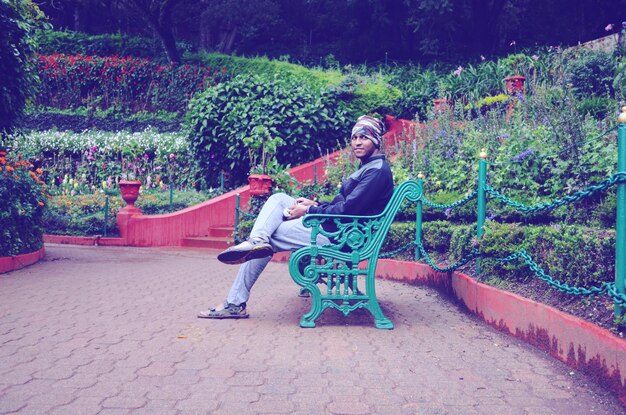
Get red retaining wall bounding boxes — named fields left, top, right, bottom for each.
left=0, top=247, right=46, bottom=275
left=376, top=259, right=626, bottom=406
left=115, top=116, right=412, bottom=247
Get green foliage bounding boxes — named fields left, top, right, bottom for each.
left=24, top=107, right=182, bottom=133
left=243, top=126, right=284, bottom=175
left=0, top=0, right=47, bottom=137
left=184, top=52, right=340, bottom=87
left=43, top=188, right=218, bottom=236
left=563, top=49, right=616, bottom=99
left=185, top=73, right=350, bottom=188
left=479, top=222, right=615, bottom=289
left=34, top=30, right=193, bottom=61
left=0, top=152, right=47, bottom=256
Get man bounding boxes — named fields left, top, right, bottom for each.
left=198, top=115, right=394, bottom=319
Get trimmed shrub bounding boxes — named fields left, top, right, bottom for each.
left=186, top=73, right=351, bottom=188
left=479, top=222, right=615, bottom=289
left=34, top=30, right=192, bottom=61
left=23, top=108, right=182, bottom=133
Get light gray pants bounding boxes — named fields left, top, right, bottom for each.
left=226, top=193, right=330, bottom=306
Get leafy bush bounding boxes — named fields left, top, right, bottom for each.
left=0, top=0, right=45, bottom=137
left=187, top=52, right=401, bottom=118
left=564, top=49, right=616, bottom=99
left=34, top=53, right=228, bottom=113
left=186, top=73, right=351, bottom=188
left=0, top=152, right=48, bottom=256
left=34, top=30, right=193, bottom=62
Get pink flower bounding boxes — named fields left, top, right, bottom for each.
left=532, top=55, right=539, bottom=60
left=453, top=66, right=463, bottom=76
left=480, top=55, right=485, bottom=61
left=605, top=24, right=614, bottom=31
left=510, top=40, right=516, bottom=46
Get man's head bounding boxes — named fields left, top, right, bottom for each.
left=350, top=115, right=385, bottom=160
left=351, top=115, right=385, bottom=149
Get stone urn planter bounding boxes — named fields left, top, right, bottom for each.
left=118, top=180, right=142, bottom=208
left=504, top=75, right=526, bottom=94
left=248, top=174, right=273, bottom=196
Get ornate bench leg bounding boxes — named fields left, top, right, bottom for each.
left=300, top=287, right=322, bottom=328
left=366, top=269, right=394, bottom=330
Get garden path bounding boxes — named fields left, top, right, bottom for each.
left=0, top=244, right=623, bottom=414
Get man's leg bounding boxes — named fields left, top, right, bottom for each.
left=217, top=193, right=295, bottom=264
left=249, top=193, right=295, bottom=242
left=199, top=214, right=329, bottom=318
left=224, top=218, right=330, bottom=305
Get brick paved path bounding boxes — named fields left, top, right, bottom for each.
left=0, top=245, right=623, bottom=415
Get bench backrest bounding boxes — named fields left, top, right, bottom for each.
left=303, top=180, right=423, bottom=259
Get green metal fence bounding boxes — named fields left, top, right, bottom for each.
left=407, top=108, right=626, bottom=318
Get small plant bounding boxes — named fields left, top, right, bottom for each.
left=243, top=126, right=284, bottom=176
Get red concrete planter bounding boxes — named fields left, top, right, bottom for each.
left=0, top=247, right=45, bottom=274
left=504, top=75, right=526, bottom=94
left=375, top=259, right=626, bottom=406
left=119, top=180, right=142, bottom=207
left=248, top=174, right=273, bottom=196
left=44, top=235, right=98, bottom=245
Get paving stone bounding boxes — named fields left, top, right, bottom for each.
left=0, top=244, right=623, bottom=415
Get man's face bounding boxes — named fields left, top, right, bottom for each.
left=351, top=134, right=378, bottom=160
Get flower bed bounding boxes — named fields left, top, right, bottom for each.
left=34, top=53, right=229, bottom=113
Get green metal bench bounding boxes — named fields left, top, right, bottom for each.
left=288, top=180, right=422, bottom=329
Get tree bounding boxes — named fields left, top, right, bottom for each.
left=0, top=0, right=47, bottom=138
left=120, top=0, right=183, bottom=64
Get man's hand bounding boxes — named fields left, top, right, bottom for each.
left=285, top=198, right=318, bottom=220
left=294, top=197, right=318, bottom=207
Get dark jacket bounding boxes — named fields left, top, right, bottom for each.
left=308, top=154, right=394, bottom=218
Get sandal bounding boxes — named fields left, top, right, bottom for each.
left=197, top=302, right=249, bottom=319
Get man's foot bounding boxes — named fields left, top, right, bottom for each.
left=217, top=238, right=273, bottom=264
left=197, top=303, right=249, bottom=319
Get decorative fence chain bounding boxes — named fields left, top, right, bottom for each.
left=416, top=242, right=479, bottom=273
left=422, top=191, right=477, bottom=210
left=379, top=240, right=478, bottom=273
left=485, top=172, right=626, bottom=213
left=495, top=250, right=626, bottom=305
left=236, top=208, right=256, bottom=220
left=379, top=241, right=416, bottom=259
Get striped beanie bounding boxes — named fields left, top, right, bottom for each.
left=351, top=115, right=385, bottom=148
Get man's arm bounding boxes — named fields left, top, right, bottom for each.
left=308, top=168, right=390, bottom=216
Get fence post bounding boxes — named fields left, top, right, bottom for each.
left=169, top=184, right=174, bottom=211
left=103, top=195, right=108, bottom=237
left=415, top=172, right=424, bottom=261
left=313, top=164, right=317, bottom=185
left=234, top=193, right=241, bottom=244
left=476, top=148, right=488, bottom=274
left=220, top=171, right=224, bottom=191
left=616, top=108, right=626, bottom=317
